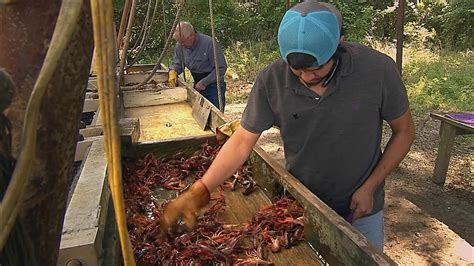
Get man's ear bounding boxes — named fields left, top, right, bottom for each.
left=339, top=35, right=345, bottom=44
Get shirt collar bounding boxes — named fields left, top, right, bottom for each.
left=283, top=42, right=355, bottom=92
left=190, top=33, right=200, bottom=50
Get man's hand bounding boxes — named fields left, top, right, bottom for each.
left=160, top=180, right=210, bottom=236
left=194, top=80, right=206, bottom=91
left=350, top=185, right=374, bottom=222
left=168, top=69, right=178, bottom=88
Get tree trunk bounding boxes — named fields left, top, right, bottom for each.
left=0, top=1, right=94, bottom=264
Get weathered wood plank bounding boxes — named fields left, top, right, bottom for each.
left=91, top=109, right=101, bottom=126
left=249, top=146, right=395, bottom=265
left=124, top=137, right=394, bottom=265
left=122, top=134, right=215, bottom=159
left=125, top=64, right=157, bottom=73
left=185, top=83, right=227, bottom=132
left=192, top=95, right=212, bottom=130
left=122, top=70, right=168, bottom=85
left=122, top=87, right=187, bottom=108
left=79, top=118, right=139, bottom=140
left=83, top=98, right=99, bottom=112
left=119, top=117, right=140, bottom=148
left=74, top=139, right=93, bottom=162
left=80, top=126, right=103, bottom=138
left=88, top=77, right=98, bottom=91
left=131, top=138, right=323, bottom=265
left=432, top=122, right=457, bottom=185
left=124, top=102, right=210, bottom=142
left=59, top=140, right=110, bottom=266
left=430, top=113, right=474, bottom=134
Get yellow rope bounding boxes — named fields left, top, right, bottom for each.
left=0, top=0, right=83, bottom=250
left=89, top=0, right=136, bottom=265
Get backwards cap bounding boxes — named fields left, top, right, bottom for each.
left=278, top=1, right=342, bottom=67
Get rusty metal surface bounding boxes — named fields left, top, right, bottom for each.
left=0, top=1, right=94, bottom=264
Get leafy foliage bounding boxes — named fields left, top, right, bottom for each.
left=113, top=0, right=473, bottom=114
left=404, top=51, right=474, bottom=113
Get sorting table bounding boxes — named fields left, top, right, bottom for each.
left=430, top=113, right=474, bottom=185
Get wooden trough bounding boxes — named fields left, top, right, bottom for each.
left=58, top=67, right=395, bottom=265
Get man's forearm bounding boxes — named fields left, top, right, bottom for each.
left=201, top=128, right=259, bottom=192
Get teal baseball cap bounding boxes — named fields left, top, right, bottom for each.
left=278, top=1, right=342, bottom=67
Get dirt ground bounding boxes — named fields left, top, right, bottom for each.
left=224, top=81, right=474, bottom=265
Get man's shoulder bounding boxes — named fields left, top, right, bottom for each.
left=259, top=59, right=287, bottom=77
left=198, top=33, right=212, bottom=40
left=344, top=42, right=395, bottom=64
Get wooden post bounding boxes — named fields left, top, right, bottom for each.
left=395, top=0, right=405, bottom=74
left=432, top=122, right=457, bottom=185
left=117, top=0, right=132, bottom=50
left=0, top=1, right=94, bottom=264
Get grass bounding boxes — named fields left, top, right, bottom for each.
left=403, top=50, right=473, bottom=114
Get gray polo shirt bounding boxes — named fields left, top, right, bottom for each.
left=171, top=33, right=227, bottom=86
left=241, top=42, right=409, bottom=217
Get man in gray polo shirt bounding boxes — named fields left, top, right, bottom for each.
left=168, top=21, right=228, bottom=111
left=161, top=2, right=415, bottom=250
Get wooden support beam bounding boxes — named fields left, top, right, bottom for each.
left=88, top=77, right=98, bottom=91
left=74, top=139, right=93, bottom=162
left=122, top=70, right=168, bottom=85
left=125, top=63, right=156, bottom=73
left=249, top=146, right=395, bottom=265
left=396, top=0, right=405, bottom=73
left=430, top=113, right=474, bottom=185
left=75, top=118, right=140, bottom=162
left=432, top=122, right=457, bottom=185
left=79, top=126, right=103, bottom=138
left=59, top=140, right=110, bottom=265
left=83, top=98, right=99, bottom=113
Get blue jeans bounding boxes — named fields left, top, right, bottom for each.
left=352, top=210, right=384, bottom=251
left=199, top=82, right=226, bottom=111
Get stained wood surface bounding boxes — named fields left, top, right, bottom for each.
left=83, top=98, right=99, bottom=112
left=139, top=139, right=323, bottom=265
left=125, top=64, right=159, bottom=73
left=124, top=102, right=211, bottom=142
left=123, top=87, right=187, bottom=108
left=249, top=146, right=394, bottom=265
left=129, top=137, right=391, bottom=265
left=192, top=96, right=212, bottom=130
left=59, top=139, right=110, bottom=265
left=430, top=113, right=474, bottom=134
left=122, top=70, right=168, bottom=85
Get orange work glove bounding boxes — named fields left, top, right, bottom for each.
left=215, top=119, right=240, bottom=144
left=168, top=69, right=178, bottom=88
left=160, top=180, right=210, bottom=235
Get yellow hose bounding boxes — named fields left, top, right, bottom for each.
left=89, top=0, right=136, bottom=265
left=0, top=0, right=83, bottom=250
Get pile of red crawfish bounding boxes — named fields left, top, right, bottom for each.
left=123, top=143, right=305, bottom=265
